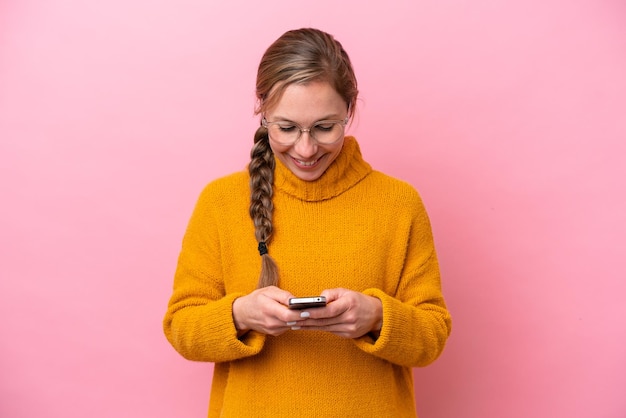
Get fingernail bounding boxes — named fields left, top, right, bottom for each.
left=286, top=321, right=297, bottom=326
left=291, top=326, right=301, bottom=330
left=300, top=311, right=310, bottom=318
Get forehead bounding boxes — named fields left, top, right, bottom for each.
left=267, top=81, right=347, bottom=122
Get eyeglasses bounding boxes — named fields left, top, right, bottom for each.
left=262, top=117, right=349, bottom=146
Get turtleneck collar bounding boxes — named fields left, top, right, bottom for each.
left=272, top=136, right=372, bottom=202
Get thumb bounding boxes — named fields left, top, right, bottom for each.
left=260, top=286, right=295, bottom=306
left=320, top=288, right=347, bottom=303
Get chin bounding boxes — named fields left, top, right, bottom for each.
left=295, top=172, right=323, bottom=182
left=292, top=166, right=326, bottom=182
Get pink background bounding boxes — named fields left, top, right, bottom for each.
left=1, top=0, right=625, bottom=417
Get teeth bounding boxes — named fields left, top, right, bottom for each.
left=296, top=158, right=317, bottom=166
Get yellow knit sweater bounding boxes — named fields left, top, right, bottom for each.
left=163, top=137, right=451, bottom=417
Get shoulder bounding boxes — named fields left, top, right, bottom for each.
left=363, top=171, right=436, bottom=235
left=365, top=170, right=425, bottom=207
left=196, top=170, right=249, bottom=209
left=203, top=170, right=249, bottom=190
left=358, top=170, right=434, bottom=227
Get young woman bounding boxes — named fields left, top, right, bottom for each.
left=163, top=28, right=452, bottom=417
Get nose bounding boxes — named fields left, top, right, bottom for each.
left=293, top=130, right=317, bottom=157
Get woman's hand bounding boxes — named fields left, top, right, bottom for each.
left=232, top=286, right=302, bottom=337
left=295, top=288, right=383, bottom=339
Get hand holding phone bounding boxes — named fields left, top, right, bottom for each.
left=288, top=296, right=327, bottom=310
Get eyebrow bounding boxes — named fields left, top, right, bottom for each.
left=269, top=113, right=343, bottom=123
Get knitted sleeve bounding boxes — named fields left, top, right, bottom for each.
left=353, top=189, right=452, bottom=367
left=163, top=183, right=266, bottom=362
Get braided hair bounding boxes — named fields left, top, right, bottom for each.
left=249, top=28, right=358, bottom=288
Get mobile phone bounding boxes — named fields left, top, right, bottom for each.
left=288, top=296, right=327, bottom=310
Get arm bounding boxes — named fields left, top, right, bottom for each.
left=293, top=192, right=451, bottom=367
left=353, top=196, right=452, bottom=368
left=162, top=186, right=266, bottom=362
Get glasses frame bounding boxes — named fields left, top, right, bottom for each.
left=262, top=116, right=349, bottom=146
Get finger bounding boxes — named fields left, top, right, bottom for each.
left=320, top=288, right=344, bottom=302
left=307, top=322, right=367, bottom=339
left=260, top=286, right=295, bottom=305
left=296, top=316, right=343, bottom=328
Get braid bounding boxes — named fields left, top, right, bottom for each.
left=249, top=28, right=359, bottom=288
left=249, top=126, right=280, bottom=288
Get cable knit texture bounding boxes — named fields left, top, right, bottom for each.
left=163, top=136, right=452, bottom=418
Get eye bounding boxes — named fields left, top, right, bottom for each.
left=276, top=124, right=297, bottom=133
left=313, top=122, right=335, bottom=132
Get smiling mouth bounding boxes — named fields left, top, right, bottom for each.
left=293, top=157, right=321, bottom=167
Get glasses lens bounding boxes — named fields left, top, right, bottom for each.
left=267, top=123, right=299, bottom=145
left=266, top=120, right=345, bottom=145
left=312, top=122, right=344, bottom=144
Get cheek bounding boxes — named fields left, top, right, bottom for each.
left=268, top=142, right=289, bottom=156
left=324, top=142, right=344, bottom=160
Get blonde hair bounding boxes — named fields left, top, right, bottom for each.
left=249, top=28, right=359, bottom=288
